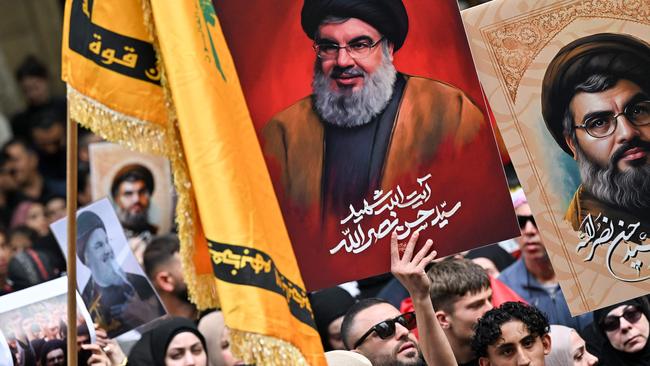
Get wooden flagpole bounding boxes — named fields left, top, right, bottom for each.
left=66, top=102, right=78, bottom=366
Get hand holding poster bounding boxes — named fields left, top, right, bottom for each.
left=462, top=0, right=650, bottom=314
left=51, top=198, right=166, bottom=338
left=215, top=0, right=519, bottom=290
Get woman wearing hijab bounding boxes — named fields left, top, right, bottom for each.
left=129, top=317, right=208, bottom=366
left=546, top=325, right=598, bottom=366
left=585, top=296, right=650, bottom=366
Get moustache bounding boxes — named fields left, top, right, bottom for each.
left=610, top=138, right=650, bottom=166
left=329, top=66, right=364, bottom=79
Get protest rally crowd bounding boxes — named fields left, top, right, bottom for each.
left=2, top=0, right=650, bottom=365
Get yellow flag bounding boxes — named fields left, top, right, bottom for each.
left=62, top=0, right=326, bottom=364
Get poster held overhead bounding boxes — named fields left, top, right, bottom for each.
left=215, top=0, right=520, bottom=291
left=51, top=198, right=167, bottom=338
left=462, top=0, right=650, bottom=314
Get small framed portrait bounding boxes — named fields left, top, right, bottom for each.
left=89, top=142, right=174, bottom=238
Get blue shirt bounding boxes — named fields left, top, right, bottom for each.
left=499, top=259, right=592, bottom=330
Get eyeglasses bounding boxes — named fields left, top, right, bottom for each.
left=575, top=100, right=650, bottom=138
left=601, top=306, right=643, bottom=332
left=352, top=311, right=416, bottom=349
left=313, top=37, right=385, bottom=60
left=517, top=215, right=536, bottom=229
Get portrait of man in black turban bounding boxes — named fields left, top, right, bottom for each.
left=541, top=33, right=650, bottom=239
left=262, top=0, right=486, bottom=218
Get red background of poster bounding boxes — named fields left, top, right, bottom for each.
left=215, top=0, right=519, bottom=290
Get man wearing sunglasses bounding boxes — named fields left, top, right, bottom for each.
left=262, top=0, right=486, bottom=220
left=339, top=231, right=457, bottom=366
left=587, top=296, right=650, bottom=365
left=541, top=33, right=650, bottom=242
left=499, top=189, right=592, bottom=331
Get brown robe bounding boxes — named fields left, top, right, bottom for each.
left=262, top=75, right=485, bottom=216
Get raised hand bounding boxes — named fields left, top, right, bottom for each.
left=390, top=230, right=437, bottom=301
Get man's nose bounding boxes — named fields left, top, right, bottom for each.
left=522, top=220, right=538, bottom=235
left=394, top=322, right=410, bottom=339
left=336, top=47, right=355, bottom=67
left=516, top=349, right=531, bottom=366
left=614, top=114, right=641, bottom=143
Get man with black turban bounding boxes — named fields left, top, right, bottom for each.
left=110, top=163, right=158, bottom=239
left=541, top=33, right=650, bottom=241
left=263, top=0, right=485, bottom=219
left=77, top=210, right=165, bottom=338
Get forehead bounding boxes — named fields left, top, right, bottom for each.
left=493, top=320, right=530, bottom=345
left=455, top=286, right=492, bottom=307
left=350, top=303, right=400, bottom=337
left=317, top=18, right=381, bottom=41
left=514, top=204, right=531, bottom=216
left=569, top=79, right=643, bottom=119
left=118, top=179, right=146, bottom=192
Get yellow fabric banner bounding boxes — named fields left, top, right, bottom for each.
left=61, top=0, right=325, bottom=364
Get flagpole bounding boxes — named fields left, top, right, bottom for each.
left=66, top=101, right=78, bottom=366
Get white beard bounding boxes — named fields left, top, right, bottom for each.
left=312, top=53, right=397, bottom=128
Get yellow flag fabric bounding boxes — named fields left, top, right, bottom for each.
left=62, top=0, right=326, bottom=364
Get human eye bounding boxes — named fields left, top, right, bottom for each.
left=191, top=344, right=204, bottom=355
left=318, top=43, right=339, bottom=53
left=522, top=336, right=535, bottom=348
left=629, top=101, right=650, bottom=119
left=498, top=346, right=514, bottom=357
left=574, top=350, right=584, bottom=361
left=168, top=350, right=184, bottom=360
left=348, top=41, right=371, bottom=51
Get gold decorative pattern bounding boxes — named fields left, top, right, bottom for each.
left=231, top=330, right=310, bottom=366
left=483, top=0, right=650, bottom=103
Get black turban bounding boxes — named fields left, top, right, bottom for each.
left=76, top=210, right=106, bottom=264
left=301, top=0, right=409, bottom=52
left=541, top=33, right=650, bottom=155
left=309, top=286, right=356, bottom=351
left=110, top=163, right=155, bottom=198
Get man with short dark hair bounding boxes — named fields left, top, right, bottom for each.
left=40, top=339, right=66, bottom=366
left=427, top=258, right=493, bottom=365
left=143, top=234, right=197, bottom=319
left=110, top=163, right=158, bottom=239
left=541, top=33, right=650, bottom=238
left=472, top=302, right=551, bottom=366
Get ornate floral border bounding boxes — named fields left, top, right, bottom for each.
left=482, top=0, right=650, bottom=103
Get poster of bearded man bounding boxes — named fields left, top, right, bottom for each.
left=462, top=0, right=650, bottom=314
left=214, top=0, right=519, bottom=290
left=89, top=142, right=173, bottom=262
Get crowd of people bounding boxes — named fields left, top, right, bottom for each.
left=1, top=0, right=649, bottom=364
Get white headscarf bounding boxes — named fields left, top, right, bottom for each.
left=545, top=324, right=574, bottom=366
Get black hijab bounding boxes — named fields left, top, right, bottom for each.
left=590, top=296, right=650, bottom=366
left=128, top=317, right=207, bottom=366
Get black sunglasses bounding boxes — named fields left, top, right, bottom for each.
left=601, top=306, right=643, bottom=332
left=352, top=312, right=416, bottom=349
left=517, top=215, right=536, bottom=229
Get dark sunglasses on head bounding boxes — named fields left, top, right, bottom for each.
left=601, top=306, right=643, bottom=332
left=352, top=312, right=416, bottom=349
left=517, top=215, right=536, bottom=229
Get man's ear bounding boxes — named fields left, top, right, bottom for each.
left=542, top=333, right=552, bottom=355
left=153, top=271, right=174, bottom=292
left=565, top=134, right=578, bottom=160
left=435, top=310, right=451, bottom=330
left=478, top=356, right=491, bottom=366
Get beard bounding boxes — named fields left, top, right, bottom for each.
left=117, top=206, right=150, bottom=232
left=312, top=53, right=397, bottom=128
left=576, top=138, right=650, bottom=215
left=366, top=337, right=425, bottom=366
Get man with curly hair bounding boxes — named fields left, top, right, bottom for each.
left=472, top=302, right=551, bottom=366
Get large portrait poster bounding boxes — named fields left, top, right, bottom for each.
left=462, top=0, right=650, bottom=314
left=215, top=0, right=519, bottom=290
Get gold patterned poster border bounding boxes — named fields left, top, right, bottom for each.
left=482, top=0, right=650, bottom=103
